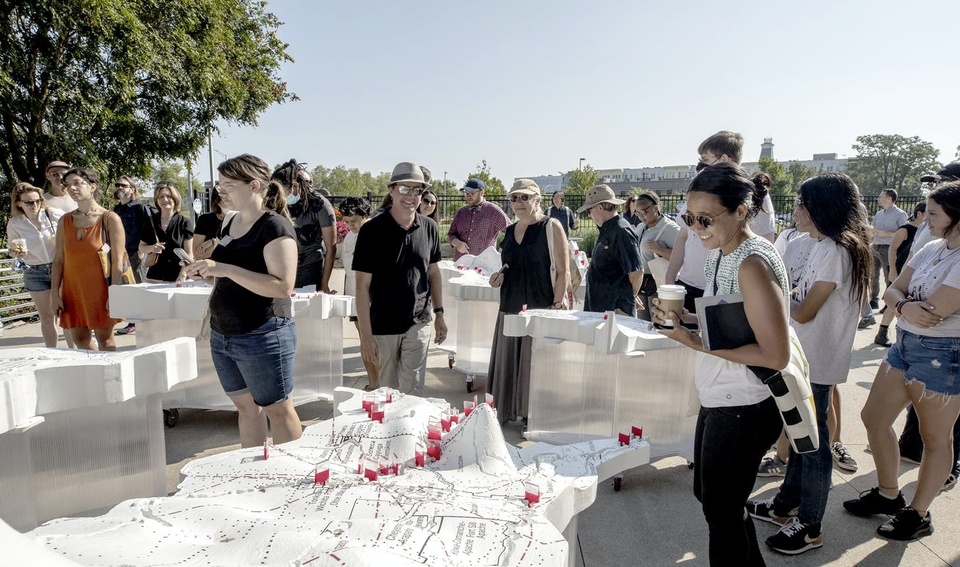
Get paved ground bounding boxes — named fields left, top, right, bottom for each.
left=2, top=279, right=959, bottom=566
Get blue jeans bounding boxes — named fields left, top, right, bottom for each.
left=694, top=396, right=781, bottom=566
left=775, top=383, right=832, bottom=525
left=210, top=317, right=297, bottom=407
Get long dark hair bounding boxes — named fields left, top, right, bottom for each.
left=418, top=189, right=439, bottom=222
left=797, top=173, right=872, bottom=305
left=687, top=163, right=768, bottom=219
left=218, top=154, right=290, bottom=221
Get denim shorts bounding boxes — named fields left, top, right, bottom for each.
left=886, top=328, right=960, bottom=397
left=23, top=263, right=52, bottom=292
left=210, top=317, right=297, bottom=407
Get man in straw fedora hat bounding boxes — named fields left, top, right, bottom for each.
left=353, top=162, right=447, bottom=394
left=577, top=184, right=643, bottom=316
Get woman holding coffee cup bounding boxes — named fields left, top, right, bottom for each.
left=652, top=163, right=790, bottom=566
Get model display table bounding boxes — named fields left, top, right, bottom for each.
left=0, top=338, right=197, bottom=531
left=23, top=388, right=649, bottom=566
left=504, top=310, right=698, bottom=462
left=108, top=283, right=353, bottom=421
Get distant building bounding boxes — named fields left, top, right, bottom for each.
left=516, top=138, right=848, bottom=197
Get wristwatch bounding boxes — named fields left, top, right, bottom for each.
left=433, top=307, right=445, bottom=314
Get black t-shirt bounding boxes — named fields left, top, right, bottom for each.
left=209, top=211, right=296, bottom=335
left=114, top=201, right=153, bottom=253
left=352, top=212, right=441, bottom=335
left=141, top=213, right=195, bottom=282
left=194, top=212, right=223, bottom=241
left=585, top=214, right=642, bottom=315
left=288, top=191, right=336, bottom=288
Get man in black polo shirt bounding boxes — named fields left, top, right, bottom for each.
left=578, top=184, right=643, bottom=316
left=353, top=162, right=447, bottom=394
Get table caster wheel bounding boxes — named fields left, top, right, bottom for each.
left=688, top=461, right=694, bottom=469
left=613, top=476, right=622, bottom=492
left=448, top=358, right=455, bottom=369
left=163, top=408, right=180, bottom=428
left=466, top=380, right=474, bottom=393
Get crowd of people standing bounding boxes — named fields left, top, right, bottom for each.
left=5, top=140, right=960, bottom=565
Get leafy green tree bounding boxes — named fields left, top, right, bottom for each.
left=466, top=160, right=505, bottom=199
left=786, top=162, right=818, bottom=193
left=0, top=0, right=294, bottom=191
left=844, top=135, right=941, bottom=195
left=757, top=158, right=793, bottom=212
left=564, top=165, right=599, bottom=197
left=308, top=165, right=389, bottom=197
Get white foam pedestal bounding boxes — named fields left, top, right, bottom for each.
left=437, top=262, right=500, bottom=377
left=0, top=339, right=198, bottom=531
left=22, top=388, right=649, bottom=566
left=109, top=284, right=352, bottom=411
left=506, top=310, right=698, bottom=461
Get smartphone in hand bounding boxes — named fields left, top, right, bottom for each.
left=173, top=248, right=193, bottom=263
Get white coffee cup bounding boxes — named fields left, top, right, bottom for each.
left=656, top=284, right=686, bottom=328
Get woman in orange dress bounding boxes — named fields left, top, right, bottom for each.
left=50, top=168, right=125, bottom=350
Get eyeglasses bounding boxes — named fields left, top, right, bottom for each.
left=114, top=183, right=130, bottom=189
left=20, top=199, right=42, bottom=206
left=509, top=194, right=533, bottom=202
left=681, top=209, right=732, bottom=228
left=639, top=204, right=656, bottom=215
left=395, top=185, right=425, bottom=196
left=421, top=199, right=437, bottom=206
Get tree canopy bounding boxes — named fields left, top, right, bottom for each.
left=563, top=165, right=598, bottom=196
left=844, top=134, right=941, bottom=195
left=466, top=160, right=505, bottom=198
left=0, top=0, right=294, bottom=190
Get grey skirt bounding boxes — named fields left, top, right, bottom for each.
left=486, top=312, right=533, bottom=425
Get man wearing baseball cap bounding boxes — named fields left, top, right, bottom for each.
left=43, top=160, right=77, bottom=213
left=577, top=184, right=643, bottom=315
left=447, top=178, right=511, bottom=260
left=353, top=161, right=447, bottom=394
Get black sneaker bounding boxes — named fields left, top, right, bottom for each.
left=842, top=487, right=905, bottom=517
left=766, top=517, right=823, bottom=555
left=858, top=315, right=877, bottom=329
left=870, top=299, right=880, bottom=310
left=747, top=496, right=798, bottom=525
left=877, top=507, right=933, bottom=540
left=943, top=463, right=959, bottom=491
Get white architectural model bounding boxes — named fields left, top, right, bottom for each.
left=25, top=388, right=649, bottom=566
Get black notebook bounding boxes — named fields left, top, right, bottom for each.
left=695, top=293, right=757, bottom=351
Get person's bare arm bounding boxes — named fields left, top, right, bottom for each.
left=887, top=227, right=907, bottom=283
left=105, top=213, right=126, bottom=285
left=320, top=225, right=337, bottom=294
left=790, top=280, right=837, bottom=324
left=427, top=263, right=447, bottom=343
left=665, top=225, right=687, bottom=284
left=50, top=217, right=66, bottom=315
left=550, top=219, right=570, bottom=306
left=356, top=271, right=378, bottom=364
left=183, top=236, right=296, bottom=298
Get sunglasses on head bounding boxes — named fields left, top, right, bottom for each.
left=680, top=209, right=732, bottom=228
left=509, top=194, right=533, bottom=202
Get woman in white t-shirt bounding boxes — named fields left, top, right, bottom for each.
left=846, top=180, right=960, bottom=541
left=746, top=173, right=872, bottom=553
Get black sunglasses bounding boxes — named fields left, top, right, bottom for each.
left=680, top=209, right=732, bottom=229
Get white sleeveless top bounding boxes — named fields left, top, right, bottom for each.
left=696, top=236, right=789, bottom=408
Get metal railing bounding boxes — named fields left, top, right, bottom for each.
left=0, top=252, right=36, bottom=325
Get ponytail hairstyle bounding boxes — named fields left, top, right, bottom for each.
left=796, top=173, right=872, bottom=306
left=909, top=201, right=926, bottom=222
left=218, top=154, right=291, bottom=221
left=687, top=163, right=765, bottom=220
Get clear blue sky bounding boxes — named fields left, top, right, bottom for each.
left=208, top=0, right=959, bottom=187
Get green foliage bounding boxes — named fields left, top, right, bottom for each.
left=844, top=134, right=941, bottom=195
left=564, top=166, right=599, bottom=197
left=309, top=165, right=388, bottom=198
left=571, top=224, right=600, bottom=258
left=0, top=0, right=294, bottom=191
left=757, top=157, right=793, bottom=211
left=466, top=160, right=505, bottom=199
left=786, top=162, right=818, bottom=193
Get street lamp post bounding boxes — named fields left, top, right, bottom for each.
left=442, top=171, right=448, bottom=219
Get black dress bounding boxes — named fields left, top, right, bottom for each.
left=486, top=217, right=554, bottom=424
